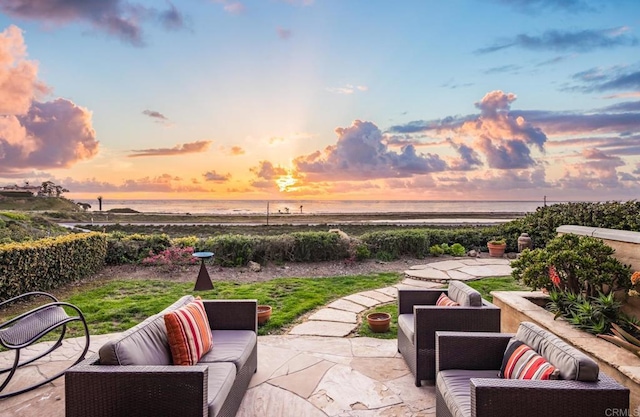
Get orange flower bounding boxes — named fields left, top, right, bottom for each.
left=549, top=265, right=561, bottom=287
left=632, top=271, right=640, bottom=286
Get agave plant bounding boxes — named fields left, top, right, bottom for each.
left=598, top=322, right=640, bottom=357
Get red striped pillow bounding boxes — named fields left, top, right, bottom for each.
left=499, top=340, right=559, bottom=380
left=436, top=292, right=460, bottom=307
left=164, top=298, right=213, bottom=366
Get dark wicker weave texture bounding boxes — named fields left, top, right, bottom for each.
left=65, top=299, right=257, bottom=417
left=397, top=288, right=501, bottom=386
left=435, top=331, right=630, bottom=417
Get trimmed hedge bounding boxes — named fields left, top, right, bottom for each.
left=0, top=232, right=107, bottom=299
left=193, top=231, right=350, bottom=267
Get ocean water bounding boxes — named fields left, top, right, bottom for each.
left=74, top=199, right=563, bottom=215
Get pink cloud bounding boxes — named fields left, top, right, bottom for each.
left=0, top=26, right=99, bottom=174
left=250, top=160, right=287, bottom=180
left=203, top=170, right=231, bottom=182
left=127, top=140, right=211, bottom=157
left=293, top=120, right=447, bottom=181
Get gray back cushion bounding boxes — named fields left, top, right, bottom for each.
left=516, top=322, right=599, bottom=381
left=99, top=295, right=195, bottom=365
left=447, top=280, right=482, bottom=307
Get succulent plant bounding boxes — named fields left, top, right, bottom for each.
left=597, top=322, right=640, bottom=357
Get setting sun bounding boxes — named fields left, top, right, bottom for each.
left=276, top=174, right=299, bottom=193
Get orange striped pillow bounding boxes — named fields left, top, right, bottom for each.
left=499, top=340, right=560, bottom=380
left=164, top=298, right=213, bottom=366
left=436, top=292, right=460, bottom=307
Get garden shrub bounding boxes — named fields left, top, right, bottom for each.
left=200, top=234, right=256, bottom=267
left=449, top=243, right=466, bottom=256
left=141, top=246, right=197, bottom=271
left=496, top=201, right=640, bottom=249
left=0, top=232, right=107, bottom=299
left=361, top=229, right=430, bottom=259
left=511, top=234, right=632, bottom=296
left=354, top=243, right=371, bottom=261
left=105, top=232, right=172, bottom=265
left=429, top=245, right=444, bottom=256
left=290, top=232, right=349, bottom=262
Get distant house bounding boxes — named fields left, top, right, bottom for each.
left=0, top=184, right=41, bottom=197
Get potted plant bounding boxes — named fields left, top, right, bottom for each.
left=366, top=312, right=391, bottom=333
left=487, top=238, right=507, bottom=257
left=257, top=305, right=272, bottom=325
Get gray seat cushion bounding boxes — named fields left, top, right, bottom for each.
left=516, top=322, right=599, bottom=381
left=436, top=369, right=499, bottom=417
left=199, top=330, right=256, bottom=372
left=99, top=295, right=195, bottom=366
left=397, top=314, right=414, bottom=343
left=207, top=362, right=236, bottom=417
left=447, top=281, right=482, bottom=307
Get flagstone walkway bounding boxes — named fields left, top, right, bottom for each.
left=0, top=257, right=513, bottom=417
left=287, top=257, right=513, bottom=337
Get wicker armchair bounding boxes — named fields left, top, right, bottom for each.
left=435, top=326, right=630, bottom=417
left=397, top=281, right=501, bottom=386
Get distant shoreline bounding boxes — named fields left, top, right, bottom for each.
left=67, top=210, right=525, bottom=226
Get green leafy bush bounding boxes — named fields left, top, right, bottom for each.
left=105, top=232, right=172, bottom=265
left=290, top=232, right=349, bottom=262
left=429, top=245, right=444, bottom=256
left=496, top=201, right=640, bottom=250
left=0, top=232, right=107, bottom=299
left=354, top=244, right=371, bottom=261
left=511, top=234, right=632, bottom=296
left=449, top=243, right=466, bottom=256
left=201, top=234, right=255, bottom=267
left=361, top=229, right=430, bottom=259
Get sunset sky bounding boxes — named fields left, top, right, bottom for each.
left=0, top=0, right=639, bottom=201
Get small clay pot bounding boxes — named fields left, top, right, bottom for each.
left=487, top=242, right=506, bottom=258
left=257, top=305, right=272, bottom=325
left=366, top=312, right=391, bottom=333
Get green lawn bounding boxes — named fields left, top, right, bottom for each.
left=2, top=274, right=527, bottom=343
left=60, top=273, right=402, bottom=337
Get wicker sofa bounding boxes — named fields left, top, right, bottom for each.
left=397, top=280, right=501, bottom=386
left=435, top=322, right=630, bottom=417
left=65, top=296, right=257, bottom=417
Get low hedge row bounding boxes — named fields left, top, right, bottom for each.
left=0, top=232, right=107, bottom=299
left=108, top=228, right=498, bottom=267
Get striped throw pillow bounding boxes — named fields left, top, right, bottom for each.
left=499, top=340, right=560, bottom=380
left=164, top=298, right=213, bottom=366
left=436, top=292, right=460, bottom=307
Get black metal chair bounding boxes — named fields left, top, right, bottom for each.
left=0, top=291, right=89, bottom=398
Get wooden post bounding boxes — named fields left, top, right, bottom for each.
left=266, top=201, right=269, bottom=225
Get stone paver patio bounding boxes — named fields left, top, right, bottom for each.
left=0, top=257, right=513, bottom=416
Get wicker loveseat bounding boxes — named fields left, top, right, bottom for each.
left=65, top=296, right=257, bottom=417
left=435, top=322, right=630, bottom=417
left=397, top=280, right=501, bottom=386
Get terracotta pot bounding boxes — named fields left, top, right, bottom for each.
left=257, top=305, right=272, bottom=325
left=487, top=242, right=506, bottom=258
left=366, top=312, right=391, bottom=333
